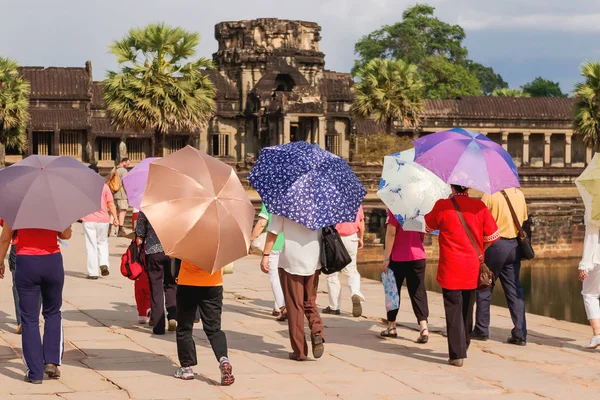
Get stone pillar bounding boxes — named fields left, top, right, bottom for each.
left=587, top=147, right=593, bottom=165
left=565, top=132, right=573, bottom=167
left=85, top=129, right=94, bottom=164
left=544, top=133, right=552, bottom=166
left=283, top=116, right=291, bottom=144
left=522, top=132, right=530, bottom=166
left=501, top=131, right=509, bottom=151
left=26, top=127, right=33, bottom=157
left=53, top=128, right=60, bottom=156
left=238, top=119, right=246, bottom=162
left=318, top=116, right=326, bottom=149
left=198, top=123, right=209, bottom=153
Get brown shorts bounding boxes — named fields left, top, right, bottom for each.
left=115, top=199, right=129, bottom=211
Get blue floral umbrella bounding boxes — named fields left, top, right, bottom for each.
left=249, top=142, right=367, bottom=230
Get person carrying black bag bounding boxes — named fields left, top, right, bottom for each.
left=472, top=187, right=530, bottom=346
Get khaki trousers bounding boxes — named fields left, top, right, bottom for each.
left=279, top=268, right=324, bottom=359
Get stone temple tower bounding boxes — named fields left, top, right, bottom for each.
left=210, top=18, right=354, bottom=162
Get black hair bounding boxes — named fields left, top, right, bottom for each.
left=88, top=164, right=99, bottom=173
left=120, top=157, right=130, bottom=164
left=451, top=184, right=468, bottom=193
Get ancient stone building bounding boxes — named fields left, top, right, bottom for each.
left=11, top=18, right=584, bottom=177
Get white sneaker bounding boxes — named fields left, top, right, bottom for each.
left=138, top=316, right=149, bottom=324
left=584, top=335, right=600, bottom=349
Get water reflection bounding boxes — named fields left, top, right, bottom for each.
left=358, top=258, right=588, bottom=325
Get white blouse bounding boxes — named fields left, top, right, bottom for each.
left=268, top=215, right=321, bottom=276
left=580, top=216, right=600, bottom=271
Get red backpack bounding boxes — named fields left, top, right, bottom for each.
left=120, top=238, right=146, bottom=280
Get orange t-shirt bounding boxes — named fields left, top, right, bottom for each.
left=178, top=260, right=223, bottom=287
left=16, top=229, right=60, bottom=256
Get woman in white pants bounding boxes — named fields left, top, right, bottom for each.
left=81, top=167, right=119, bottom=279
left=324, top=205, right=366, bottom=317
left=251, top=203, right=286, bottom=320
left=579, top=216, right=600, bottom=349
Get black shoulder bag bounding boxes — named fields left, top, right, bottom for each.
left=500, top=190, right=535, bottom=260
left=320, top=226, right=352, bottom=275
left=451, top=198, right=494, bottom=290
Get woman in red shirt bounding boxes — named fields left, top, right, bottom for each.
left=425, top=185, right=499, bottom=367
left=0, top=224, right=72, bottom=384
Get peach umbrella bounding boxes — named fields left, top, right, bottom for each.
left=141, top=146, right=255, bottom=273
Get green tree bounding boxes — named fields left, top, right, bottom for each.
left=353, top=4, right=506, bottom=99
left=0, top=57, right=30, bottom=168
left=352, top=58, right=425, bottom=134
left=574, top=61, right=600, bottom=150
left=491, top=88, right=531, bottom=97
left=421, top=55, right=482, bottom=99
left=104, top=23, right=216, bottom=157
left=466, top=61, right=508, bottom=95
left=522, top=76, right=567, bottom=97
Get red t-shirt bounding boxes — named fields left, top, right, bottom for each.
left=0, top=219, right=19, bottom=245
left=15, top=229, right=60, bottom=256
left=424, top=194, right=499, bottom=290
left=387, top=210, right=426, bottom=262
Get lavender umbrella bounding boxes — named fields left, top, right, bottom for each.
left=413, top=128, right=520, bottom=194
left=0, top=155, right=105, bottom=231
left=122, top=157, right=160, bottom=209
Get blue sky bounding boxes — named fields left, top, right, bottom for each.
left=1, top=0, right=596, bottom=94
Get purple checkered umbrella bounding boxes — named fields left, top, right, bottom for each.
left=0, top=155, right=105, bottom=231
left=413, top=128, right=520, bottom=194
left=122, top=157, right=160, bottom=209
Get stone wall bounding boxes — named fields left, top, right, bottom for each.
left=358, top=196, right=586, bottom=263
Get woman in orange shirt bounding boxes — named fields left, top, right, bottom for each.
left=0, top=224, right=72, bottom=384
left=172, top=259, right=234, bottom=386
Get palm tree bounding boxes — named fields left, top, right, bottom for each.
left=104, top=23, right=216, bottom=157
left=352, top=58, right=424, bottom=134
left=491, top=88, right=530, bottom=97
left=0, top=57, right=30, bottom=168
left=574, top=61, right=600, bottom=150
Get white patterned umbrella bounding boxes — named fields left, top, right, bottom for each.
left=377, top=148, right=451, bottom=232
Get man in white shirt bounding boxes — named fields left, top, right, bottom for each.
left=261, top=215, right=325, bottom=361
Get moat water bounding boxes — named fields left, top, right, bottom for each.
left=358, top=258, right=588, bottom=325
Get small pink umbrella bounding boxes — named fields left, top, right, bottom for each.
left=141, top=146, right=255, bottom=273
left=122, top=157, right=160, bottom=210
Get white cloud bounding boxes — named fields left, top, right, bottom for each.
left=457, top=11, right=600, bottom=32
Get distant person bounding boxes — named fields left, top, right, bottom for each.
left=81, top=165, right=119, bottom=279
left=425, top=185, right=499, bottom=367
left=579, top=215, right=600, bottom=349
left=381, top=209, right=430, bottom=343
left=172, top=259, right=234, bottom=385
left=130, top=207, right=150, bottom=324
left=0, top=223, right=72, bottom=384
left=112, top=158, right=130, bottom=237
left=324, top=205, right=365, bottom=317
left=135, top=211, right=177, bottom=335
left=250, top=203, right=286, bottom=320
left=261, top=215, right=325, bottom=361
left=472, top=188, right=529, bottom=346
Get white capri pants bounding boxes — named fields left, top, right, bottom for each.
left=269, top=250, right=285, bottom=310
left=582, top=265, right=600, bottom=320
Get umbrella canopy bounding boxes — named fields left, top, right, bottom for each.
left=378, top=148, right=450, bottom=232
left=413, top=128, right=520, bottom=194
left=0, top=155, right=104, bottom=231
left=576, top=153, right=600, bottom=223
left=141, top=146, right=254, bottom=273
left=248, top=141, right=367, bottom=230
left=122, top=157, right=161, bottom=210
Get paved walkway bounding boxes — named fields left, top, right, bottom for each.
left=0, top=224, right=599, bottom=399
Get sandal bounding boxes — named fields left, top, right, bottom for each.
left=380, top=327, right=397, bottom=338
left=417, top=328, right=429, bottom=344
left=276, top=306, right=288, bottom=322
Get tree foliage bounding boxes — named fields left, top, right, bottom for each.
left=491, top=88, right=531, bottom=97
left=421, top=55, right=482, bottom=99
left=0, top=57, right=30, bottom=167
left=104, top=23, right=216, bottom=157
left=353, top=3, right=505, bottom=99
left=522, top=76, right=567, bottom=97
left=352, top=58, right=425, bottom=133
left=574, top=61, right=600, bottom=150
